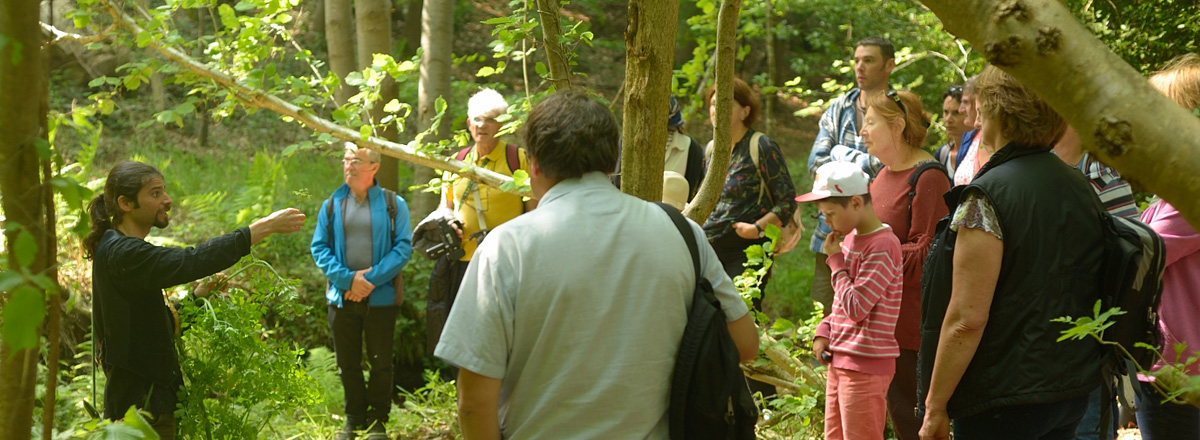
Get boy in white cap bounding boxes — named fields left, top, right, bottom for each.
left=796, top=161, right=902, bottom=440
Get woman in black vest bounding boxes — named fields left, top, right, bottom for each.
left=916, top=66, right=1107, bottom=440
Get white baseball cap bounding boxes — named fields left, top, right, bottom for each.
left=795, top=161, right=870, bottom=202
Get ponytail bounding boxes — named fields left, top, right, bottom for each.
left=83, top=192, right=111, bottom=260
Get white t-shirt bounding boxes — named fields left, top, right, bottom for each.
left=434, top=172, right=749, bottom=440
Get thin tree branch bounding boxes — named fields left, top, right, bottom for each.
left=40, top=22, right=114, bottom=47
left=99, top=0, right=525, bottom=196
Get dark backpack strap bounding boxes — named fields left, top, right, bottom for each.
left=455, top=146, right=472, bottom=161
left=906, top=161, right=951, bottom=229
left=383, top=189, right=398, bottom=242
left=506, top=143, right=522, bottom=173
left=324, top=195, right=336, bottom=243
left=655, top=203, right=701, bottom=283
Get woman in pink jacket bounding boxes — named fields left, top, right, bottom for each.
left=1138, top=53, right=1200, bottom=440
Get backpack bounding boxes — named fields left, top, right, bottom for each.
left=706, top=132, right=804, bottom=254
left=455, top=143, right=522, bottom=173
left=656, top=203, right=758, bottom=440
left=323, top=188, right=404, bottom=303
left=905, top=161, right=951, bottom=229
left=1099, top=213, right=1167, bottom=371
left=1095, top=212, right=1166, bottom=438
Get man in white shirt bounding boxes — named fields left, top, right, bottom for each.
left=434, top=91, right=759, bottom=440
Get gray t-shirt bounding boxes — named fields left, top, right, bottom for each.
left=342, top=195, right=374, bottom=271
left=434, top=172, right=749, bottom=440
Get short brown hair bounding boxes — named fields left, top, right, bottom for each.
left=974, top=66, right=1065, bottom=147
left=704, top=77, right=762, bottom=127
left=823, top=193, right=873, bottom=207
left=864, top=90, right=930, bottom=148
left=522, top=90, right=620, bottom=180
left=1149, top=53, right=1200, bottom=111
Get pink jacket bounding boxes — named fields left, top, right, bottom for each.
left=1142, top=200, right=1200, bottom=376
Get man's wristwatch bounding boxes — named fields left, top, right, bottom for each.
left=754, top=222, right=765, bottom=238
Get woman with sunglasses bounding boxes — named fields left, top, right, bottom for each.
left=858, top=89, right=952, bottom=440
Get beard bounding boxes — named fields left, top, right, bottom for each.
left=154, top=211, right=170, bottom=229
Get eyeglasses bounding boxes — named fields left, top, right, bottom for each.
left=887, top=90, right=907, bottom=116
left=342, top=158, right=375, bottom=167
left=949, top=85, right=963, bottom=94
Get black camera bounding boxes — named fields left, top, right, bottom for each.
left=424, top=219, right=465, bottom=261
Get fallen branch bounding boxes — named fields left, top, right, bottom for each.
left=94, top=1, right=525, bottom=195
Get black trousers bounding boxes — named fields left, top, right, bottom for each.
left=102, top=364, right=178, bottom=439
left=328, top=302, right=399, bottom=426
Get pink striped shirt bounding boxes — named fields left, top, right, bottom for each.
left=816, top=225, right=903, bottom=376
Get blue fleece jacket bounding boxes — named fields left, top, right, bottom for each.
left=311, top=183, right=413, bottom=307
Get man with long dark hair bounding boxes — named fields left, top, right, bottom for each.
left=84, top=160, right=305, bottom=439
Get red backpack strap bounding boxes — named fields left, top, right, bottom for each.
left=455, top=147, right=472, bottom=161
left=506, top=143, right=522, bottom=172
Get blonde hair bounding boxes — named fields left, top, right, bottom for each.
left=975, top=66, right=1065, bottom=147
left=864, top=90, right=930, bottom=148
left=1149, top=53, right=1200, bottom=111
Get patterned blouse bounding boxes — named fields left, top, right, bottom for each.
left=702, top=129, right=798, bottom=243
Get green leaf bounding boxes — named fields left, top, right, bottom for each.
left=476, top=66, right=496, bottom=77
left=124, top=74, right=142, bottom=91
left=0, top=271, right=21, bottom=293
left=1, top=286, right=45, bottom=353
left=234, top=0, right=255, bottom=11
left=481, top=16, right=512, bottom=25
left=88, top=76, right=108, bottom=88
left=383, top=99, right=402, bottom=113
left=136, top=31, right=153, bottom=48
left=34, top=139, right=51, bottom=159
left=772, top=318, right=795, bottom=332
left=155, top=110, right=176, bottom=125
left=174, top=101, right=195, bottom=116
left=535, top=62, right=548, bottom=77
left=359, top=124, right=371, bottom=140
left=344, top=71, right=364, bottom=87
left=120, top=406, right=160, bottom=439
left=15, top=229, right=37, bottom=268
left=218, top=4, right=238, bottom=29
left=434, top=96, right=447, bottom=115
left=281, top=144, right=299, bottom=156
left=74, top=14, right=91, bottom=29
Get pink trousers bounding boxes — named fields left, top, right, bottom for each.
left=824, top=366, right=893, bottom=440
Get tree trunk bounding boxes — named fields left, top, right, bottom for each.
left=324, top=0, right=353, bottom=106
left=618, top=0, right=680, bottom=202
left=412, top=0, right=452, bottom=220
left=535, top=0, right=572, bottom=91
left=919, top=0, right=1200, bottom=229
left=0, top=0, right=49, bottom=437
left=683, top=0, right=742, bottom=224
left=356, top=0, right=399, bottom=190
left=398, top=0, right=423, bottom=60
left=764, top=0, right=775, bottom=137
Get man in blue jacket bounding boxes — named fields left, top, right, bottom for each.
left=312, top=144, right=413, bottom=440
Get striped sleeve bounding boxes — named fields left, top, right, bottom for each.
left=1083, top=157, right=1138, bottom=219
left=828, top=245, right=903, bottom=323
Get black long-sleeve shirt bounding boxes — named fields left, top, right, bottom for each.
left=92, top=227, right=251, bottom=391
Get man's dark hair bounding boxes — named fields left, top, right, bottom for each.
left=522, top=90, right=620, bottom=180
left=824, top=193, right=872, bottom=207
left=856, top=36, right=895, bottom=61
left=84, top=161, right=163, bottom=259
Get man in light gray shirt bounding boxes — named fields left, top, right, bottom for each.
left=434, top=91, right=758, bottom=439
